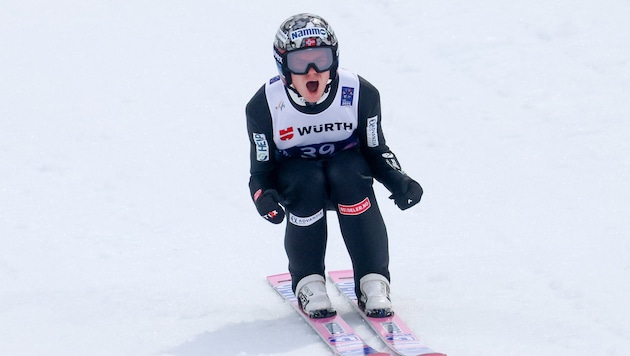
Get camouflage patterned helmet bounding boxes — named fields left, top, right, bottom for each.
left=273, top=13, right=339, bottom=85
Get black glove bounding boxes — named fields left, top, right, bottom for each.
left=389, top=176, right=423, bottom=210
left=253, top=189, right=285, bottom=224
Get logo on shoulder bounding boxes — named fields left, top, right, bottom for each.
left=341, top=86, right=354, bottom=106
left=269, top=75, right=281, bottom=85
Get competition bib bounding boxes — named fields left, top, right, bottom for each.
left=265, top=69, right=360, bottom=159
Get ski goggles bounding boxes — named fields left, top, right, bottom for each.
left=285, top=47, right=335, bottom=75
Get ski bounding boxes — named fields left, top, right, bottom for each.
left=329, top=270, right=446, bottom=356
left=267, top=273, right=390, bottom=356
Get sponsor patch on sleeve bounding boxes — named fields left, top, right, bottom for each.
left=367, top=116, right=379, bottom=147
left=253, top=133, right=269, bottom=161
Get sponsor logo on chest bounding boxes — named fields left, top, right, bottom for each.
left=279, top=122, right=354, bottom=141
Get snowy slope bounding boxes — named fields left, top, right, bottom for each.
left=1, top=1, right=629, bottom=355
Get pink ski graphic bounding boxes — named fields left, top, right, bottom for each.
left=329, top=270, right=446, bottom=356
left=267, top=273, right=390, bottom=356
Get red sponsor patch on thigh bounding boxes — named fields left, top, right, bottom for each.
left=338, top=197, right=371, bottom=215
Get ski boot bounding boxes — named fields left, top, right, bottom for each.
left=358, top=273, right=394, bottom=318
left=296, top=274, right=337, bottom=319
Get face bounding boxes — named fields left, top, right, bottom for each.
left=286, top=47, right=334, bottom=103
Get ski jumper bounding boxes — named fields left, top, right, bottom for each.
left=247, top=68, right=410, bottom=296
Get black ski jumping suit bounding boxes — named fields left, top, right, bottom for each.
left=246, top=68, right=422, bottom=295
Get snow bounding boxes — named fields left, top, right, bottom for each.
left=1, top=1, right=629, bottom=355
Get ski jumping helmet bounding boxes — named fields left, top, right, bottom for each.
left=273, top=13, right=339, bottom=85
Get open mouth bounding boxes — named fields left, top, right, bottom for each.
left=306, top=81, right=319, bottom=93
